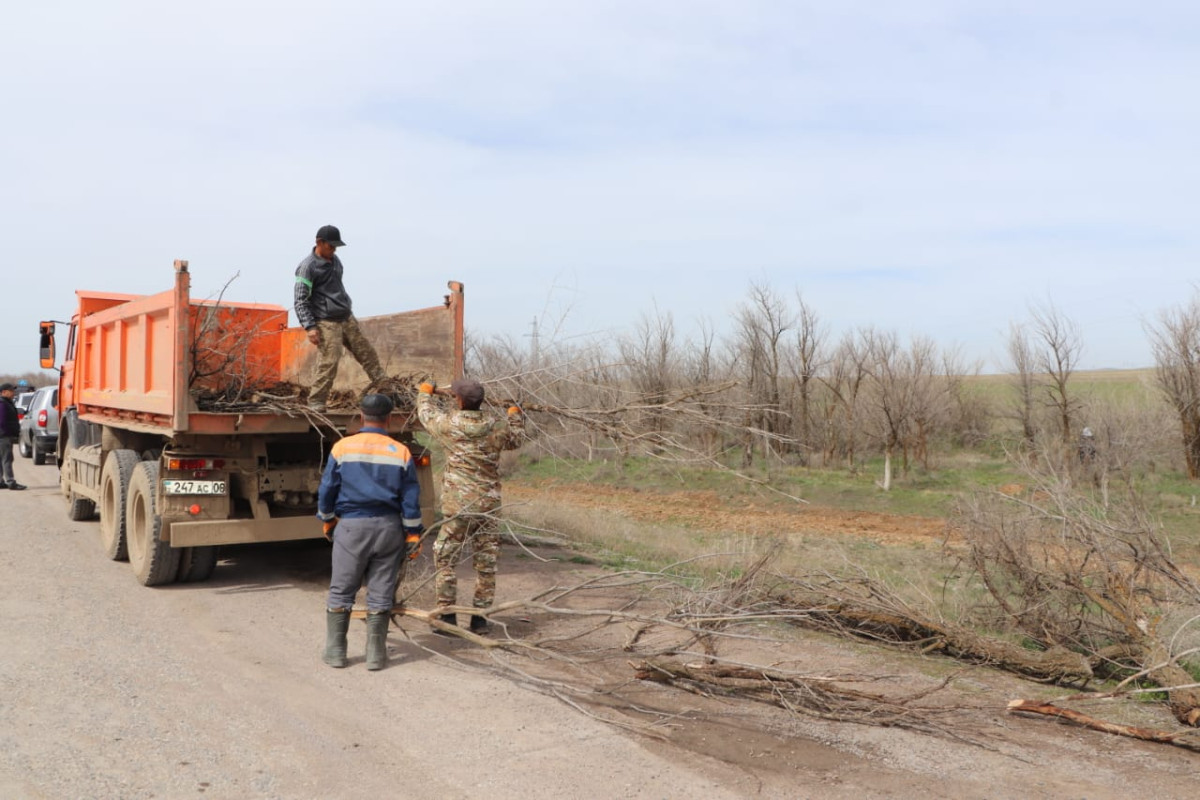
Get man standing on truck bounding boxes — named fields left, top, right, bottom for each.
left=416, top=379, right=524, bottom=634
left=317, top=393, right=424, bottom=670
left=294, top=224, right=388, bottom=412
left=0, top=384, right=26, bottom=491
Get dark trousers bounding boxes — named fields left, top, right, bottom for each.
left=0, top=436, right=14, bottom=483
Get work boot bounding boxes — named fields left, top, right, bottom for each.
left=432, top=612, right=457, bottom=636
left=365, top=612, right=390, bottom=671
left=0, top=482, right=7, bottom=489
left=323, top=608, right=350, bottom=668
left=469, top=615, right=491, bottom=635
left=6, top=482, right=25, bottom=491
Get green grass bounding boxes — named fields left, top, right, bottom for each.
left=513, top=450, right=1032, bottom=519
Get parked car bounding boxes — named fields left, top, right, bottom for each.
left=15, top=390, right=35, bottom=422
left=18, top=386, right=58, bottom=465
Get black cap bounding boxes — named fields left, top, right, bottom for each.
left=316, top=224, right=346, bottom=247
left=360, top=393, right=394, bottom=418
left=0, top=383, right=14, bottom=392
left=449, top=379, right=485, bottom=407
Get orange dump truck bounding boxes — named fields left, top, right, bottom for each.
left=40, top=260, right=463, bottom=586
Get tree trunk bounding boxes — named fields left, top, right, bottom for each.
left=1142, top=641, right=1200, bottom=727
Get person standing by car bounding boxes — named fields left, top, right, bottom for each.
left=293, top=224, right=388, bottom=412
left=416, top=379, right=524, bottom=634
left=317, top=393, right=424, bottom=670
left=0, top=383, right=26, bottom=490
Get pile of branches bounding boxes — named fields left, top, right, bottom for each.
left=950, top=459, right=1200, bottom=727
left=384, top=546, right=980, bottom=744
left=752, top=460, right=1200, bottom=731
left=191, top=375, right=425, bottom=416
left=770, top=571, right=1094, bottom=685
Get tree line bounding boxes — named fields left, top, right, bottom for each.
left=468, top=281, right=1200, bottom=487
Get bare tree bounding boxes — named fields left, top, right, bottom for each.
left=1007, top=322, right=1039, bottom=449
left=681, top=316, right=727, bottom=458
left=819, top=333, right=870, bottom=469
left=733, top=282, right=795, bottom=467
left=784, top=291, right=825, bottom=462
left=1029, top=304, right=1084, bottom=452
left=618, top=306, right=677, bottom=443
left=859, top=331, right=944, bottom=490
left=1147, top=291, right=1200, bottom=479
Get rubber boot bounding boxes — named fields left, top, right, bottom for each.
left=323, top=608, right=350, bottom=668
left=469, top=615, right=491, bottom=635
left=365, top=612, right=389, bottom=671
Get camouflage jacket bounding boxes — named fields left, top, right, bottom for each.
left=417, top=393, right=524, bottom=515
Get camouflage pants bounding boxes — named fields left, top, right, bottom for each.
left=309, top=316, right=386, bottom=406
left=433, top=513, right=500, bottom=610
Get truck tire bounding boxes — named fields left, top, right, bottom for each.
left=62, top=457, right=96, bottom=521
left=98, top=450, right=139, bottom=561
left=59, top=418, right=96, bottom=520
left=126, top=462, right=179, bottom=586
left=176, top=546, right=219, bottom=583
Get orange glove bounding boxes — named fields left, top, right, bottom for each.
left=405, top=533, right=422, bottom=560
left=322, top=519, right=338, bottom=541
left=418, top=382, right=436, bottom=395
left=507, top=405, right=522, bottom=416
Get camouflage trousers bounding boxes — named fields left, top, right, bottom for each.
left=309, top=316, right=386, bottom=406
left=433, top=513, right=500, bottom=610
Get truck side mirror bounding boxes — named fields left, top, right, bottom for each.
left=39, top=322, right=55, bottom=369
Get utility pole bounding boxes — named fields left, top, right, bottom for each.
left=526, top=316, right=540, bottom=367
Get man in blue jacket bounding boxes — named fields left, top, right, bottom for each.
left=316, top=393, right=423, bottom=670
left=0, top=383, right=26, bottom=490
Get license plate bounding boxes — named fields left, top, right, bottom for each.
left=163, top=480, right=227, bottom=495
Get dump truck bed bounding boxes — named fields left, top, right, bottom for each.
left=66, top=262, right=463, bottom=435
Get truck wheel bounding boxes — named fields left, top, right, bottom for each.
left=33, top=440, right=48, bottom=466
left=176, top=546, right=219, bottom=583
left=66, top=489, right=96, bottom=521
left=61, top=459, right=96, bottom=521
left=98, top=450, right=139, bottom=561
left=126, top=462, right=179, bottom=586
left=59, top=425, right=96, bottom=520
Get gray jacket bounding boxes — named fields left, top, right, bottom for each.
left=294, top=250, right=353, bottom=330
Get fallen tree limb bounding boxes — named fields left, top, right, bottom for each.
left=1006, top=699, right=1200, bottom=751
left=776, top=585, right=1094, bottom=685
left=633, top=657, right=968, bottom=739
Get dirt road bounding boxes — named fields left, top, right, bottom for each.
left=0, top=460, right=747, bottom=799
left=3, top=458, right=1198, bottom=799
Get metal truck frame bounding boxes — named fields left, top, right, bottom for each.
left=40, top=260, right=464, bottom=586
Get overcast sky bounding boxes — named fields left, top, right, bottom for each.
left=4, top=1, right=1197, bottom=377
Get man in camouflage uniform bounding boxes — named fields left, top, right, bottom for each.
left=294, top=224, right=387, bottom=412
left=416, top=378, right=524, bottom=634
